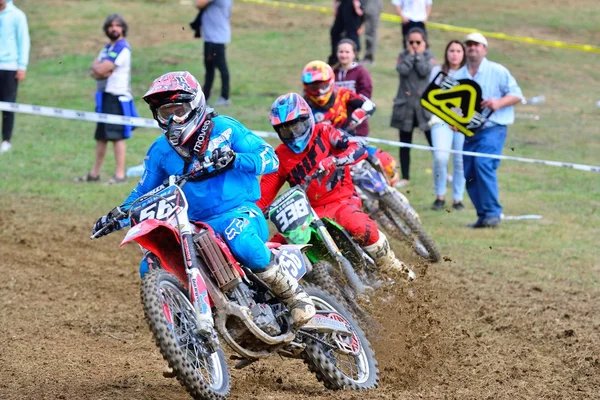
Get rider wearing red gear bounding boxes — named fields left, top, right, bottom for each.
left=302, top=60, right=375, bottom=136
left=258, top=93, right=413, bottom=277
left=301, top=60, right=400, bottom=186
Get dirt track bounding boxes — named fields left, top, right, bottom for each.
left=0, top=198, right=598, bottom=400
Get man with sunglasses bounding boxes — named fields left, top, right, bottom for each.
left=452, top=33, right=523, bottom=228
left=91, top=71, right=317, bottom=328
left=257, top=92, right=415, bottom=280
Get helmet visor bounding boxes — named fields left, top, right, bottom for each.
left=275, top=118, right=311, bottom=140
left=156, top=102, right=193, bottom=125
left=304, top=81, right=332, bottom=97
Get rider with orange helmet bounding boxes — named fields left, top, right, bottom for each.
left=302, top=60, right=375, bottom=134
left=302, top=60, right=400, bottom=186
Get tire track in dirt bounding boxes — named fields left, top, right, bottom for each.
left=1, top=197, right=598, bottom=399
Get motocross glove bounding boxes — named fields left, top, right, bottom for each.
left=350, top=108, right=367, bottom=128
left=318, top=156, right=338, bottom=172
left=211, top=148, right=237, bottom=171
left=91, top=206, right=126, bottom=239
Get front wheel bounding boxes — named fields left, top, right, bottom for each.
left=301, top=284, right=379, bottom=390
left=379, top=192, right=441, bottom=263
left=306, top=260, right=377, bottom=330
left=140, top=269, right=230, bottom=400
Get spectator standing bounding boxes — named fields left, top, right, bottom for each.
left=453, top=33, right=523, bottom=228
left=361, top=0, right=382, bottom=66
left=333, top=39, right=373, bottom=137
left=390, top=27, right=434, bottom=188
left=0, top=0, right=30, bottom=154
left=391, top=0, right=432, bottom=49
left=429, top=40, right=466, bottom=211
left=328, top=0, right=363, bottom=66
left=76, top=14, right=135, bottom=184
left=196, top=0, right=232, bottom=107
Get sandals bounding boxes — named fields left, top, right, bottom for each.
left=74, top=173, right=100, bottom=183
left=104, top=175, right=127, bottom=185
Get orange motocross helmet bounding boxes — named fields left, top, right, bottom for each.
left=302, top=60, right=335, bottom=107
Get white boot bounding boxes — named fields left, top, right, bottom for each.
left=256, top=261, right=316, bottom=327
left=364, top=231, right=416, bottom=281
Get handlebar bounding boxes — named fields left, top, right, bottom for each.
left=90, top=157, right=226, bottom=240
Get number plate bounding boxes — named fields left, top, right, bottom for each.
left=276, top=246, right=307, bottom=280
left=130, top=185, right=187, bottom=225
left=268, top=190, right=311, bottom=233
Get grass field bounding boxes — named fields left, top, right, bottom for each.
left=2, top=0, right=598, bottom=285
left=0, top=1, right=599, bottom=398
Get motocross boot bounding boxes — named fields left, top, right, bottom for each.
left=256, top=259, right=316, bottom=327
left=364, top=231, right=416, bottom=281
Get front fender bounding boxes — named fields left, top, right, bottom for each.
left=121, top=220, right=188, bottom=287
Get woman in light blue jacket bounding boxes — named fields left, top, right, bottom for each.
left=429, top=40, right=466, bottom=211
left=0, top=0, right=30, bottom=153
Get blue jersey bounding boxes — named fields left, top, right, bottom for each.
left=122, top=115, right=279, bottom=221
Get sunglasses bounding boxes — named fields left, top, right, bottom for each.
left=409, top=40, right=422, bottom=45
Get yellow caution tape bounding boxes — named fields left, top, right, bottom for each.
left=240, top=0, right=600, bottom=54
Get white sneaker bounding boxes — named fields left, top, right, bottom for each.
left=0, top=141, right=11, bottom=153
left=214, top=97, right=232, bottom=107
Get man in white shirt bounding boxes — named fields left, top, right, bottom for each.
left=77, top=14, right=135, bottom=185
left=391, top=0, right=432, bottom=48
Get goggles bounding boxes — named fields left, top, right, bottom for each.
left=156, top=102, right=193, bottom=125
left=275, top=118, right=311, bottom=140
left=304, top=81, right=332, bottom=96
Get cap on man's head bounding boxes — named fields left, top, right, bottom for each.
left=465, top=32, right=488, bottom=47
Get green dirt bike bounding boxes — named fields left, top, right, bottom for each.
left=264, top=168, right=383, bottom=325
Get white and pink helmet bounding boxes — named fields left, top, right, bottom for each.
left=143, top=71, right=209, bottom=159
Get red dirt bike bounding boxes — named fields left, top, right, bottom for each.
left=91, top=161, right=379, bottom=400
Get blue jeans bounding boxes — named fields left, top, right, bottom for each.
left=431, top=123, right=465, bottom=201
left=139, top=202, right=271, bottom=277
left=463, top=125, right=507, bottom=219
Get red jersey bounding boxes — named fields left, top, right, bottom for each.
left=305, top=87, right=366, bottom=134
left=257, top=123, right=367, bottom=210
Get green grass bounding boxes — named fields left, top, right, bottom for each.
left=1, top=0, right=598, bottom=292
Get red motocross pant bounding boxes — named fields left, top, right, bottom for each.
left=313, top=196, right=379, bottom=246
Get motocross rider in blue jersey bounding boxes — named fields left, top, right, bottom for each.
left=91, top=71, right=316, bottom=326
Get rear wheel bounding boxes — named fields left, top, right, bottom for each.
left=379, top=193, right=441, bottom=263
left=140, top=269, right=230, bottom=400
left=301, top=284, right=379, bottom=390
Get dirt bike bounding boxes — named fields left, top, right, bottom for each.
left=91, top=161, right=379, bottom=400
left=351, top=157, right=441, bottom=263
left=264, top=168, right=383, bottom=326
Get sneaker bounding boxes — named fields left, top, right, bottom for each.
left=214, top=97, right=232, bottom=107
left=452, top=201, right=465, bottom=211
left=0, top=141, right=12, bottom=153
left=360, top=58, right=375, bottom=67
left=446, top=174, right=453, bottom=183
left=394, top=179, right=409, bottom=189
left=467, top=216, right=500, bottom=228
left=431, top=198, right=446, bottom=211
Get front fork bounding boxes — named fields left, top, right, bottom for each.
left=312, top=220, right=368, bottom=295
left=180, top=232, right=217, bottom=340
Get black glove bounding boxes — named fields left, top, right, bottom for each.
left=211, top=148, right=236, bottom=171
left=91, top=207, right=125, bottom=239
